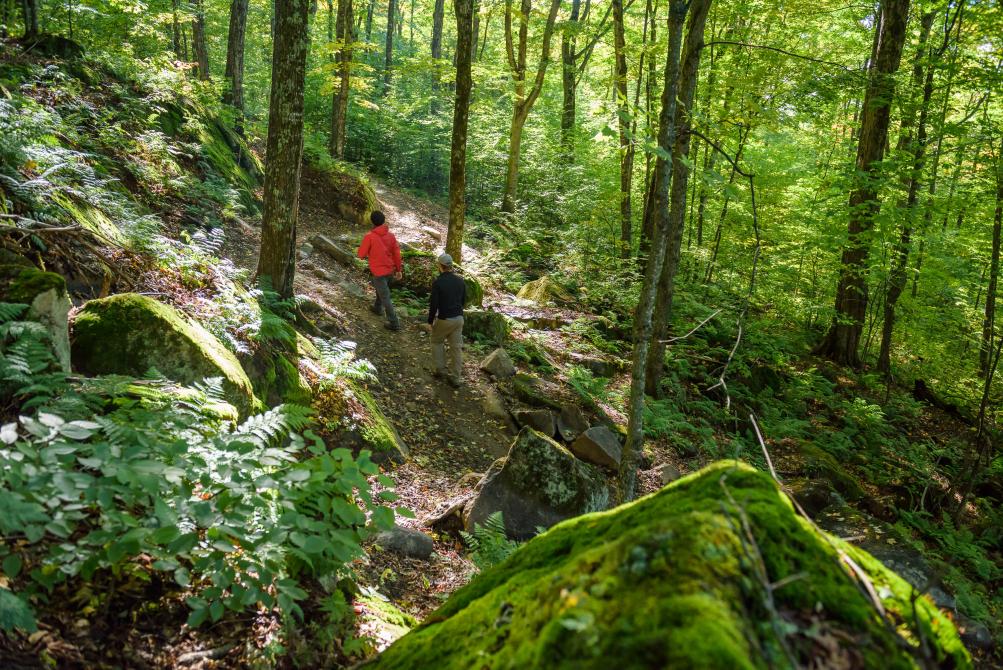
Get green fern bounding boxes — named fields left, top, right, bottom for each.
left=460, top=512, right=519, bottom=571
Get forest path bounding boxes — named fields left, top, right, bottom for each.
left=224, top=168, right=522, bottom=615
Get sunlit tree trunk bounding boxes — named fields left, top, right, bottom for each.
left=223, top=0, right=249, bottom=131
left=446, top=0, right=474, bottom=263
left=500, top=0, right=561, bottom=214
left=643, top=0, right=712, bottom=396
left=256, top=0, right=312, bottom=299
left=383, top=0, right=396, bottom=93
left=21, top=0, right=38, bottom=39
left=612, top=0, right=632, bottom=258
left=559, top=0, right=582, bottom=153
left=981, top=140, right=1003, bottom=375
left=191, top=0, right=211, bottom=80
left=620, top=0, right=696, bottom=503
left=330, top=0, right=353, bottom=158
left=816, top=0, right=910, bottom=366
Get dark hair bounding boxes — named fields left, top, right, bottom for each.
left=370, top=210, right=385, bottom=226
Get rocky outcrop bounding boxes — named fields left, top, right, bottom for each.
left=513, top=409, right=555, bottom=437
left=569, top=426, right=622, bottom=470
left=463, top=428, right=609, bottom=540
left=313, top=378, right=408, bottom=465
left=310, top=233, right=364, bottom=269
left=464, top=310, right=511, bottom=345
left=369, top=462, right=971, bottom=670
left=70, top=293, right=258, bottom=416
left=516, top=276, right=570, bottom=304
left=511, top=373, right=561, bottom=410
left=556, top=405, right=589, bottom=442
left=399, top=247, right=484, bottom=308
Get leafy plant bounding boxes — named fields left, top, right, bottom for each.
left=460, top=512, right=519, bottom=571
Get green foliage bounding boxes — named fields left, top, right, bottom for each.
left=460, top=512, right=520, bottom=572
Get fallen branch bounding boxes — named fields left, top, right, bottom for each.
left=660, top=308, right=721, bottom=344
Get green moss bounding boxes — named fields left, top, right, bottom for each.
left=512, top=373, right=561, bottom=410
left=8, top=268, right=66, bottom=303
left=51, top=192, right=124, bottom=244
left=71, top=293, right=258, bottom=417
left=124, top=383, right=239, bottom=424
left=800, top=443, right=865, bottom=501
left=350, top=379, right=406, bottom=461
left=369, top=462, right=970, bottom=670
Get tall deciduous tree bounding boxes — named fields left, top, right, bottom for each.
left=383, top=0, right=396, bottom=93
left=816, top=0, right=911, bottom=366
left=981, top=137, right=1003, bottom=375
left=620, top=0, right=696, bottom=503
left=559, top=0, right=582, bottom=151
left=223, top=0, right=249, bottom=130
left=500, top=0, right=561, bottom=214
left=430, top=0, right=445, bottom=59
left=257, top=0, right=312, bottom=299
left=330, top=0, right=353, bottom=158
left=191, top=0, right=211, bottom=81
left=20, top=0, right=38, bottom=39
left=446, top=0, right=475, bottom=263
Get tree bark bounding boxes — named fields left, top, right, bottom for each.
left=643, top=0, right=712, bottom=396
left=256, top=0, right=312, bottom=299
left=446, top=0, right=474, bottom=263
left=171, top=0, right=184, bottom=57
left=981, top=140, right=1003, bottom=375
left=500, top=0, right=562, bottom=214
left=431, top=0, right=445, bottom=59
left=191, top=0, right=211, bottom=81
left=223, top=0, right=250, bottom=130
left=559, top=0, right=582, bottom=152
left=383, top=0, right=396, bottom=94
left=612, top=0, right=631, bottom=258
left=365, top=0, right=373, bottom=40
left=21, top=0, right=38, bottom=39
left=877, top=10, right=934, bottom=375
left=816, top=0, right=910, bottom=366
left=330, top=0, right=353, bottom=158
left=619, top=0, right=696, bottom=503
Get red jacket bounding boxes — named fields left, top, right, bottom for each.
left=357, top=225, right=402, bottom=277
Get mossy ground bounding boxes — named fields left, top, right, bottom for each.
left=369, top=461, right=969, bottom=670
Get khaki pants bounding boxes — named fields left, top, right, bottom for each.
left=431, top=316, right=464, bottom=382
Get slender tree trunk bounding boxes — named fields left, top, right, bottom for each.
left=256, top=0, right=312, bottom=299
left=446, top=0, right=474, bottom=263
left=560, top=0, right=582, bottom=153
left=644, top=0, right=713, bottom=395
left=500, top=0, right=561, bottom=214
left=431, top=0, right=445, bottom=58
left=877, top=11, right=934, bottom=374
left=981, top=140, right=1003, bottom=375
left=191, top=0, right=211, bottom=81
left=171, top=0, right=184, bottom=57
left=21, top=0, right=38, bottom=39
left=223, top=0, right=249, bottom=131
left=816, top=0, right=910, bottom=366
left=330, top=0, right=353, bottom=158
left=365, top=0, right=373, bottom=40
left=383, top=0, right=396, bottom=93
left=612, top=0, right=632, bottom=258
left=620, top=0, right=698, bottom=503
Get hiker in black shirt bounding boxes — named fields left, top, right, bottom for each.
left=425, top=253, right=466, bottom=387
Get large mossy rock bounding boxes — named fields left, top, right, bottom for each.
left=463, top=428, right=609, bottom=540
left=5, top=267, right=72, bottom=372
left=400, top=247, right=483, bottom=307
left=70, top=293, right=257, bottom=416
left=313, top=379, right=408, bottom=465
left=370, top=461, right=970, bottom=670
left=463, top=309, right=511, bottom=345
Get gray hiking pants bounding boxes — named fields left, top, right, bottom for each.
left=371, top=274, right=399, bottom=328
left=431, top=316, right=464, bottom=382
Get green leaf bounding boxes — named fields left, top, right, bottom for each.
left=2, top=554, right=22, bottom=579
left=0, top=590, right=37, bottom=633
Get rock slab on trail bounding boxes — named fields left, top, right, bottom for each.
left=479, top=348, right=515, bottom=379
left=569, top=426, right=622, bottom=470
left=310, top=233, right=362, bottom=269
left=513, top=409, right=555, bottom=437
left=375, top=526, right=434, bottom=561
left=556, top=405, right=589, bottom=442
left=463, top=428, right=609, bottom=540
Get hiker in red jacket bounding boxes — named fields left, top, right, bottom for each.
left=357, top=210, right=403, bottom=331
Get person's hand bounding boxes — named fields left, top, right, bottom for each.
left=394, top=270, right=403, bottom=281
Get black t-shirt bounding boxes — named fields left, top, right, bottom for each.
left=428, top=271, right=467, bottom=324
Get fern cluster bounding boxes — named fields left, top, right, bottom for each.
left=460, top=512, right=520, bottom=571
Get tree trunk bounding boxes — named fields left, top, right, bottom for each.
left=500, top=0, right=561, bottom=214
left=431, top=0, right=445, bottom=59
left=330, top=0, right=353, bottom=158
left=365, top=0, right=373, bottom=40
left=559, top=0, right=582, bottom=152
left=815, top=0, right=910, bottom=366
left=981, top=140, right=1003, bottom=375
left=446, top=0, right=474, bottom=263
left=223, top=0, right=249, bottom=130
left=643, top=0, right=712, bottom=396
left=383, top=0, right=395, bottom=93
left=877, top=10, right=934, bottom=374
left=612, top=0, right=631, bottom=258
left=619, top=0, right=697, bottom=503
left=191, top=0, right=211, bottom=81
left=21, top=0, right=38, bottom=39
left=256, top=0, right=312, bottom=300
left=171, top=0, right=184, bottom=57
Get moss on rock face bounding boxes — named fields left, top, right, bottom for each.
left=71, top=293, right=258, bottom=416
left=8, top=268, right=66, bottom=303
left=369, top=461, right=970, bottom=670
left=313, top=378, right=408, bottom=465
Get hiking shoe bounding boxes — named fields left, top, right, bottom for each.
left=384, top=323, right=401, bottom=332
left=370, top=305, right=383, bottom=316
left=432, top=369, right=445, bottom=380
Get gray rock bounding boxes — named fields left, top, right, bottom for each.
left=310, top=233, right=364, bottom=269
left=457, top=471, right=483, bottom=488
left=479, top=348, right=515, bottom=379
left=787, top=479, right=839, bottom=517
left=421, top=226, right=442, bottom=241
left=658, top=463, right=681, bottom=485
left=376, top=525, right=434, bottom=560
left=956, top=615, right=994, bottom=652
left=297, top=242, right=314, bottom=259
left=556, top=405, right=589, bottom=442
left=511, top=374, right=561, bottom=410
left=464, top=310, right=511, bottom=345
left=581, top=356, right=616, bottom=378
left=481, top=387, right=512, bottom=422
left=339, top=280, right=367, bottom=299
left=569, top=426, right=622, bottom=470
left=29, top=287, right=71, bottom=373
left=313, top=267, right=335, bottom=281
left=463, top=428, right=610, bottom=540
left=513, top=409, right=555, bottom=437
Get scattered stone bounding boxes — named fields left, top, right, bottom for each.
left=297, top=242, right=314, bottom=259
left=516, top=276, right=570, bottom=304
left=312, top=267, right=335, bottom=281
left=424, top=494, right=473, bottom=533
left=463, top=427, right=610, bottom=540
left=310, top=233, right=363, bottom=269
left=787, top=479, right=839, bottom=517
left=71, top=293, right=257, bottom=416
left=317, top=379, right=408, bottom=465
left=658, top=463, right=681, bottom=485
left=511, top=374, right=561, bottom=410
left=463, top=309, right=511, bottom=345
left=372, top=462, right=970, bottom=670
left=481, top=387, right=512, bottom=423
left=956, top=615, right=994, bottom=652
left=421, top=226, right=442, bottom=241
left=513, top=409, right=555, bottom=437
left=9, top=269, right=71, bottom=372
left=375, top=525, right=434, bottom=561
left=556, top=405, right=589, bottom=442
left=580, top=356, right=616, bottom=378
left=479, top=348, right=515, bottom=379
left=339, top=280, right=367, bottom=299
left=569, top=426, right=622, bottom=470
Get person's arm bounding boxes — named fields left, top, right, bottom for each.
left=391, top=237, right=403, bottom=274
left=428, top=280, right=439, bottom=325
left=357, top=234, right=370, bottom=259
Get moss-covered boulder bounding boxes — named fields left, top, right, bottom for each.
left=370, top=461, right=970, bottom=670
left=8, top=269, right=72, bottom=372
left=399, top=247, right=483, bottom=307
left=70, top=293, right=257, bottom=416
left=463, top=428, right=610, bottom=540
left=313, top=378, right=408, bottom=465
left=511, top=373, right=562, bottom=410
left=464, top=309, right=512, bottom=345
left=516, top=275, right=570, bottom=305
